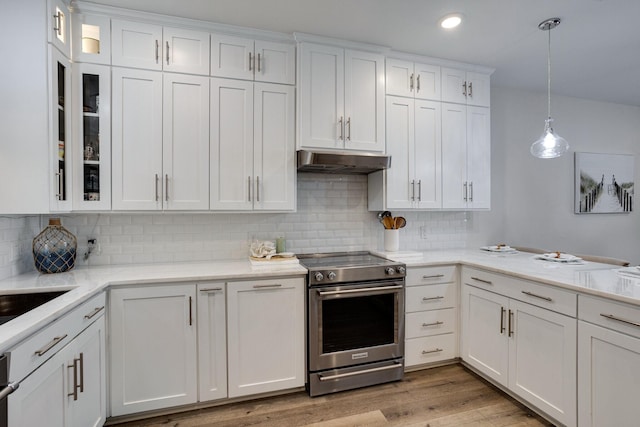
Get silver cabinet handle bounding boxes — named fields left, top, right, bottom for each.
left=256, top=176, right=260, bottom=202
left=508, top=309, right=514, bottom=337
left=318, top=285, right=403, bottom=296
left=338, top=116, right=344, bottom=140
left=422, top=296, right=444, bottom=301
left=422, top=321, right=444, bottom=327
left=521, top=291, right=553, bottom=302
left=471, top=276, right=492, bottom=285
left=53, top=12, right=62, bottom=35
left=319, top=362, right=402, bottom=381
left=416, top=74, right=421, bottom=92
left=248, top=176, right=251, bottom=202
left=257, top=53, right=261, bottom=72
left=155, top=40, right=159, bottom=63
left=188, top=296, right=193, bottom=326
left=410, top=73, right=414, bottom=91
left=200, top=287, right=223, bottom=293
left=165, top=174, right=169, bottom=202
left=84, top=306, right=104, bottom=320
left=67, top=356, right=79, bottom=400
left=421, top=348, right=443, bottom=355
left=500, top=306, right=506, bottom=334
left=463, top=182, right=468, bottom=201
left=78, top=352, right=84, bottom=393
left=346, top=117, right=351, bottom=141
left=462, top=81, right=467, bottom=96
left=35, top=334, right=67, bottom=357
left=469, top=181, right=474, bottom=202
left=468, top=81, right=473, bottom=97
left=249, top=52, right=253, bottom=71
left=422, top=274, right=444, bottom=280
left=254, top=283, right=283, bottom=289
left=166, top=41, right=170, bottom=65
left=418, top=180, right=422, bottom=201
left=600, top=313, right=640, bottom=329
left=410, top=180, right=415, bottom=201
left=155, top=174, right=159, bottom=201
left=55, top=170, right=64, bottom=200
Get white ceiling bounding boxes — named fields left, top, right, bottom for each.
left=85, top=0, right=640, bottom=107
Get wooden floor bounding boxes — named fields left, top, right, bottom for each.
left=111, top=364, right=554, bottom=427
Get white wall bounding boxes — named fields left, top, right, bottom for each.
left=492, top=86, right=640, bottom=264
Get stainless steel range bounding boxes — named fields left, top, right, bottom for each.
left=299, top=252, right=406, bottom=397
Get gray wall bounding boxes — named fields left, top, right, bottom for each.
left=491, top=86, right=640, bottom=264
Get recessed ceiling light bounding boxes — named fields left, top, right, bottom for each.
left=439, top=13, right=463, bottom=29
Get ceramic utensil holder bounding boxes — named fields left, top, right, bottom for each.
left=384, top=229, right=399, bottom=252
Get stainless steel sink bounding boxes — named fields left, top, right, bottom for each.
left=0, top=291, right=69, bottom=326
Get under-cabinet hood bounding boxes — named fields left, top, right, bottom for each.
left=297, top=150, right=391, bottom=174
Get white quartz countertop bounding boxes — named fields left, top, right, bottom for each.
left=1, top=248, right=639, bottom=354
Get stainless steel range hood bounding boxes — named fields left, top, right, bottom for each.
left=297, top=150, right=391, bottom=174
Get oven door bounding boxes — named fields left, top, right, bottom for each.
left=308, top=280, right=405, bottom=372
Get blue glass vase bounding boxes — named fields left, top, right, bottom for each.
left=32, top=218, right=77, bottom=274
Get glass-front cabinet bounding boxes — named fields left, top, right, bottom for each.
left=50, top=45, right=72, bottom=212
left=72, top=13, right=111, bottom=65
left=48, top=0, right=71, bottom=58
left=73, top=63, right=111, bottom=210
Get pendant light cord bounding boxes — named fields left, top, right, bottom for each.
left=547, top=26, right=552, bottom=120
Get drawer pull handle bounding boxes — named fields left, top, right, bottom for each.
left=318, top=362, right=402, bottom=381
left=422, top=348, right=443, bottom=355
left=35, top=334, right=68, bottom=357
left=521, top=291, right=553, bottom=302
left=422, top=321, right=444, bottom=327
left=600, top=313, right=640, bottom=329
left=84, top=306, right=104, bottom=320
left=422, top=274, right=444, bottom=280
left=471, top=276, right=492, bottom=285
left=254, top=284, right=282, bottom=289
left=200, top=287, right=223, bottom=293
left=422, top=296, right=444, bottom=301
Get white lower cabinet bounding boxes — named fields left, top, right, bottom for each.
left=461, top=282, right=577, bottom=427
left=578, top=295, right=640, bottom=427
left=197, top=283, right=227, bottom=401
left=404, top=266, right=458, bottom=368
left=226, top=278, right=305, bottom=397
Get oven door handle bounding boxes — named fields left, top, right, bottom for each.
left=318, top=362, right=403, bottom=381
left=317, top=285, right=403, bottom=296
left=0, top=381, right=19, bottom=401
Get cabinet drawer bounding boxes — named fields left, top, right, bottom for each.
left=579, top=294, right=640, bottom=339
left=407, top=265, right=457, bottom=286
left=406, top=308, right=456, bottom=338
left=462, top=267, right=576, bottom=317
left=9, top=292, right=106, bottom=382
left=406, top=284, right=456, bottom=312
left=405, top=334, right=457, bottom=367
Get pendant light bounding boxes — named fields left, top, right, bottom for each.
left=530, top=18, right=569, bottom=159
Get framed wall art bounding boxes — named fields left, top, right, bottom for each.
left=575, top=152, right=635, bottom=214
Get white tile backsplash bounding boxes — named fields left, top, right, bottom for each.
left=0, top=174, right=473, bottom=278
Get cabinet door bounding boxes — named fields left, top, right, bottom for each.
left=111, top=20, right=163, bottom=70
left=253, top=83, right=295, bottom=211
left=298, top=43, right=344, bottom=150
left=72, top=13, right=111, bottom=65
left=441, top=103, right=468, bottom=209
left=48, top=0, right=71, bottom=58
left=69, top=317, right=106, bottom=427
left=460, top=285, right=509, bottom=387
left=385, top=58, right=414, bottom=98
left=73, top=63, right=111, bottom=210
left=163, top=27, right=210, bottom=75
left=384, top=97, right=414, bottom=209
left=112, top=67, right=163, bottom=210
left=578, top=321, right=640, bottom=427
left=210, top=78, right=254, bottom=210
left=109, top=285, right=198, bottom=416
left=8, top=343, right=68, bottom=427
left=163, top=73, right=210, bottom=210
left=414, top=99, right=442, bottom=208
left=50, top=46, right=73, bottom=212
left=466, top=106, right=491, bottom=209
left=197, top=283, right=227, bottom=402
left=227, top=278, right=305, bottom=397
left=509, top=300, right=577, bottom=427
left=210, top=34, right=254, bottom=80
left=414, top=63, right=441, bottom=101
left=344, top=49, right=385, bottom=152
left=254, top=40, right=296, bottom=85
left=466, top=72, right=491, bottom=107
left=441, top=67, right=468, bottom=104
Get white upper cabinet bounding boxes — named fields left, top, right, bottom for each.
left=211, top=34, right=295, bottom=84
left=112, top=20, right=210, bottom=75
left=386, top=58, right=440, bottom=101
left=72, top=13, right=111, bottom=64
left=298, top=42, right=385, bottom=152
left=48, top=0, right=71, bottom=58
left=442, top=68, right=490, bottom=107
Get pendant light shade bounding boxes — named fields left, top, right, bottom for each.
left=531, top=18, right=569, bottom=159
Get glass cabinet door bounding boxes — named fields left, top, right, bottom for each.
left=72, top=13, right=111, bottom=65
left=73, top=63, right=111, bottom=210
left=47, top=0, right=71, bottom=58
left=50, top=46, right=72, bottom=211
